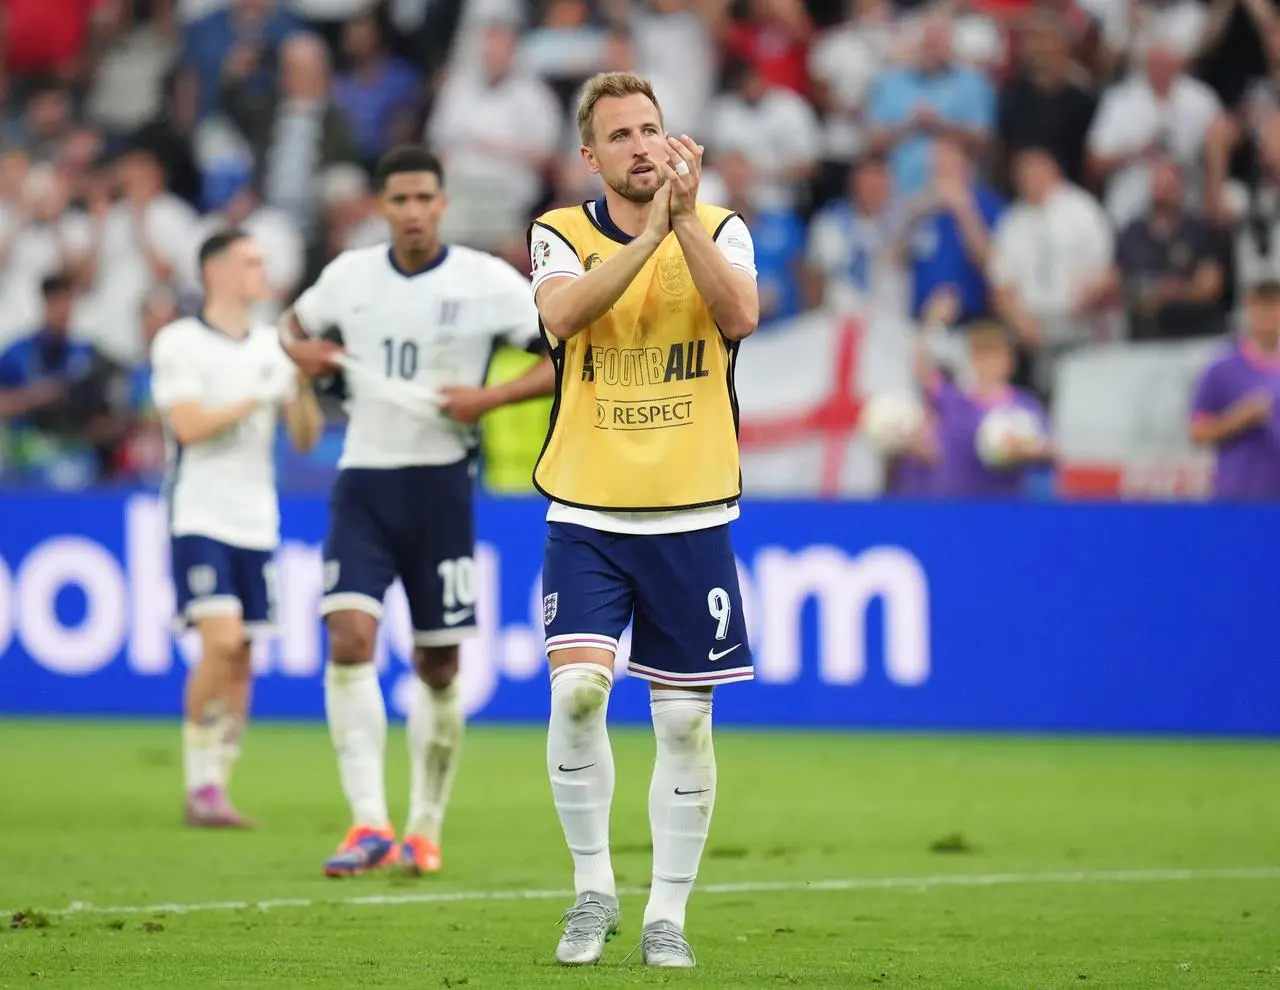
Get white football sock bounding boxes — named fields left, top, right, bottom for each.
left=215, top=713, right=245, bottom=789
left=547, top=662, right=617, bottom=897
left=324, top=661, right=390, bottom=829
left=406, top=678, right=465, bottom=842
left=183, top=722, right=222, bottom=793
left=644, top=689, right=716, bottom=930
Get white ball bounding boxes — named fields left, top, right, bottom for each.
left=861, top=392, right=925, bottom=454
left=976, top=405, right=1043, bottom=467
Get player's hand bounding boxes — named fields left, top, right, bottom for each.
left=661, top=134, right=702, bottom=219
left=438, top=385, right=495, bottom=425
left=284, top=337, right=342, bottom=378
left=644, top=170, right=672, bottom=244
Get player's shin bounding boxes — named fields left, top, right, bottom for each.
left=216, top=642, right=252, bottom=789
left=324, top=660, right=390, bottom=829
left=406, top=654, right=465, bottom=850
left=183, top=618, right=241, bottom=795
left=547, top=660, right=617, bottom=897
left=644, top=688, right=717, bottom=930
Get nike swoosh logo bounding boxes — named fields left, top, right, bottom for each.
left=442, top=608, right=474, bottom=626
left=707, top=643, right=742, bottom=662
left=674, top=787, right=710, bottom=796
left=558, top=763, right=595, bottom=773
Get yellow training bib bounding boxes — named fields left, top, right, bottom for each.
left=531, top=201, right=744, bottom=512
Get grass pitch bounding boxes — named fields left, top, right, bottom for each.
left=2, top=722, right=1279, bottom=988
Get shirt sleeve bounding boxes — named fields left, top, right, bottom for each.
left=716, top=215, right=757, bottom=280
left=1190, top=360, right=1227, bottom=419
left=529, top=222, right=585, bottom=292
left=987, top=215, right=1019, bottom=288
left=486, top=258, right=543, bottom=349
left=0, top=342, right=24, bottom=388
left=149, top=328, right=203, bottom=410
left=292, top=257, right=345, bottom=335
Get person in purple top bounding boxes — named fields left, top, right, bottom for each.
left=1189, top=278, right=1280, bottom=500
left=910, top=290, right=1054, bottom=497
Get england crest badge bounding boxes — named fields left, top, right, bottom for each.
left=543, top=592, right=558, bottom=626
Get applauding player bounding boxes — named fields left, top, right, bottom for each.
left=529, top=73, right=759, bottom=968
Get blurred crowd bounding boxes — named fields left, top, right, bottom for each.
left=1, top=0, right=1278, bottom=490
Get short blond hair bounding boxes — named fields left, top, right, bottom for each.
left=576, top=71, right=662, bottom=145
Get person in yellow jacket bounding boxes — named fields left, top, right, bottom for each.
left=527, top=71, right=760, bottom=969
left=478, top=346, right=553, bottom=493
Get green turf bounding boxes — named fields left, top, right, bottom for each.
left=2, top=722, right=1279, bottom=988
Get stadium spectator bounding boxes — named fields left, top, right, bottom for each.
left=1086, top=38, right=1224, bottom=229
left=1113, top=157, right=1227, bottom=341
left=706, top=57, right=822, bottom=212
left=518, top=0, right=609, bottom=102
left=20, top=80, right=76, bottom=163
left=314, top=162, right=388, bottom=275
left=0, top=164, right=94, bottom=348
left=1235, top=112, right=1280, bottom=293
left=332, top=10, right=422, bottom=168
left=866, top=10, right=995, bottom=200
left=1, top=0, right=102, bottom=86
left=82, top=144, right=201, bottom=364
left=989, top=146, right=1114, bottom=397
left=1189, top=275, right=1280, bottom=501
left=722, top=0, right=815, bottom=98
left=996, top=11, right=1097, bottom=189
left=114, top=283, right=180, bottom=483
left=898, top=137, right=1004, bottom=326
left=628, top=0, right=718, bottom=139
left=715, top=150, right=806, bottom=328
left=86, top=0, right=182, bottom=144
left=942, top=0, right=1006, bottom=77
left=805, top=152, right=904, bottom=311
left=427, top=20, right=561, bottom=253
left=807, top=0, right=897, bottom=205
left=0, top=273, right=128, bottom=487
left=220, top=32, right=359, bottom=245
left=182, top=0, right=303, bottom=119
left=132, top=67, right=204, bottom=209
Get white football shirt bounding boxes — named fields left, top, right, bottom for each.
left=150, top=317, right=297, bottom=551
left=529, top=203, right=758, bottom=535
left=293, top=244, right=541, bottom=469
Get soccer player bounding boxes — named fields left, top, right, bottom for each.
left=528, top=72, right=759, bottom=968
left=279, top=145, right=554, bottom=877
left=1189, top=277, right=1280, bottom=499
left=151, top=228, right=323, bottom=827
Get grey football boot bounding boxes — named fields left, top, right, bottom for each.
left=555, top=891, right=620, bottom=965
left=640, top=919, right=696, bottom=968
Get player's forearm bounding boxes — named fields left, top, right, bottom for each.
left=537, top=231, right=665, bottom=340
left=166, top=398, right=258, bottom=446
left=487, top=356, right=556, bottom=408
left=1190, top=412, right=1251, bottom=446
left=283, top=377, right=324, bottom=453
left=672, top=215, right=758, bottom=341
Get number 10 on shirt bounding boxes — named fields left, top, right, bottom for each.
left=382, top=337, right=419, bottom=380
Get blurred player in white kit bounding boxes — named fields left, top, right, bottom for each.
left=280, top=145, right=554, bottom=877
left=150, top=229, right=324, bottom=827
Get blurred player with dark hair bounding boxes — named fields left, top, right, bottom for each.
left=151, top=228, right=323, bottom=827
left=529, top=72, right=758, bottom=968
left=280, top=145, right=554, bottom=877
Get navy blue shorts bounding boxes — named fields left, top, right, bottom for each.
left=171, top=535, right=277, bottom=636
left=322, top=461, right=477, bottom=646
left=542, top=522, right=753, bottom=687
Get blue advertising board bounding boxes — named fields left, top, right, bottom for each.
left=1, top=491, right=1277, bottom=735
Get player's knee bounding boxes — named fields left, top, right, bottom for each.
left=327, top=613, right=377, bottom=664
left=650, top=688, right=713, bottom=750
left=413, top=646, right=458, bottom=689
left=199, top=620, right=245, bottom=666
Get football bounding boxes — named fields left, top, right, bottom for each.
left=976, top=405, right=1044, bottom=467
left=860, top=392, right=925, bottom=454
